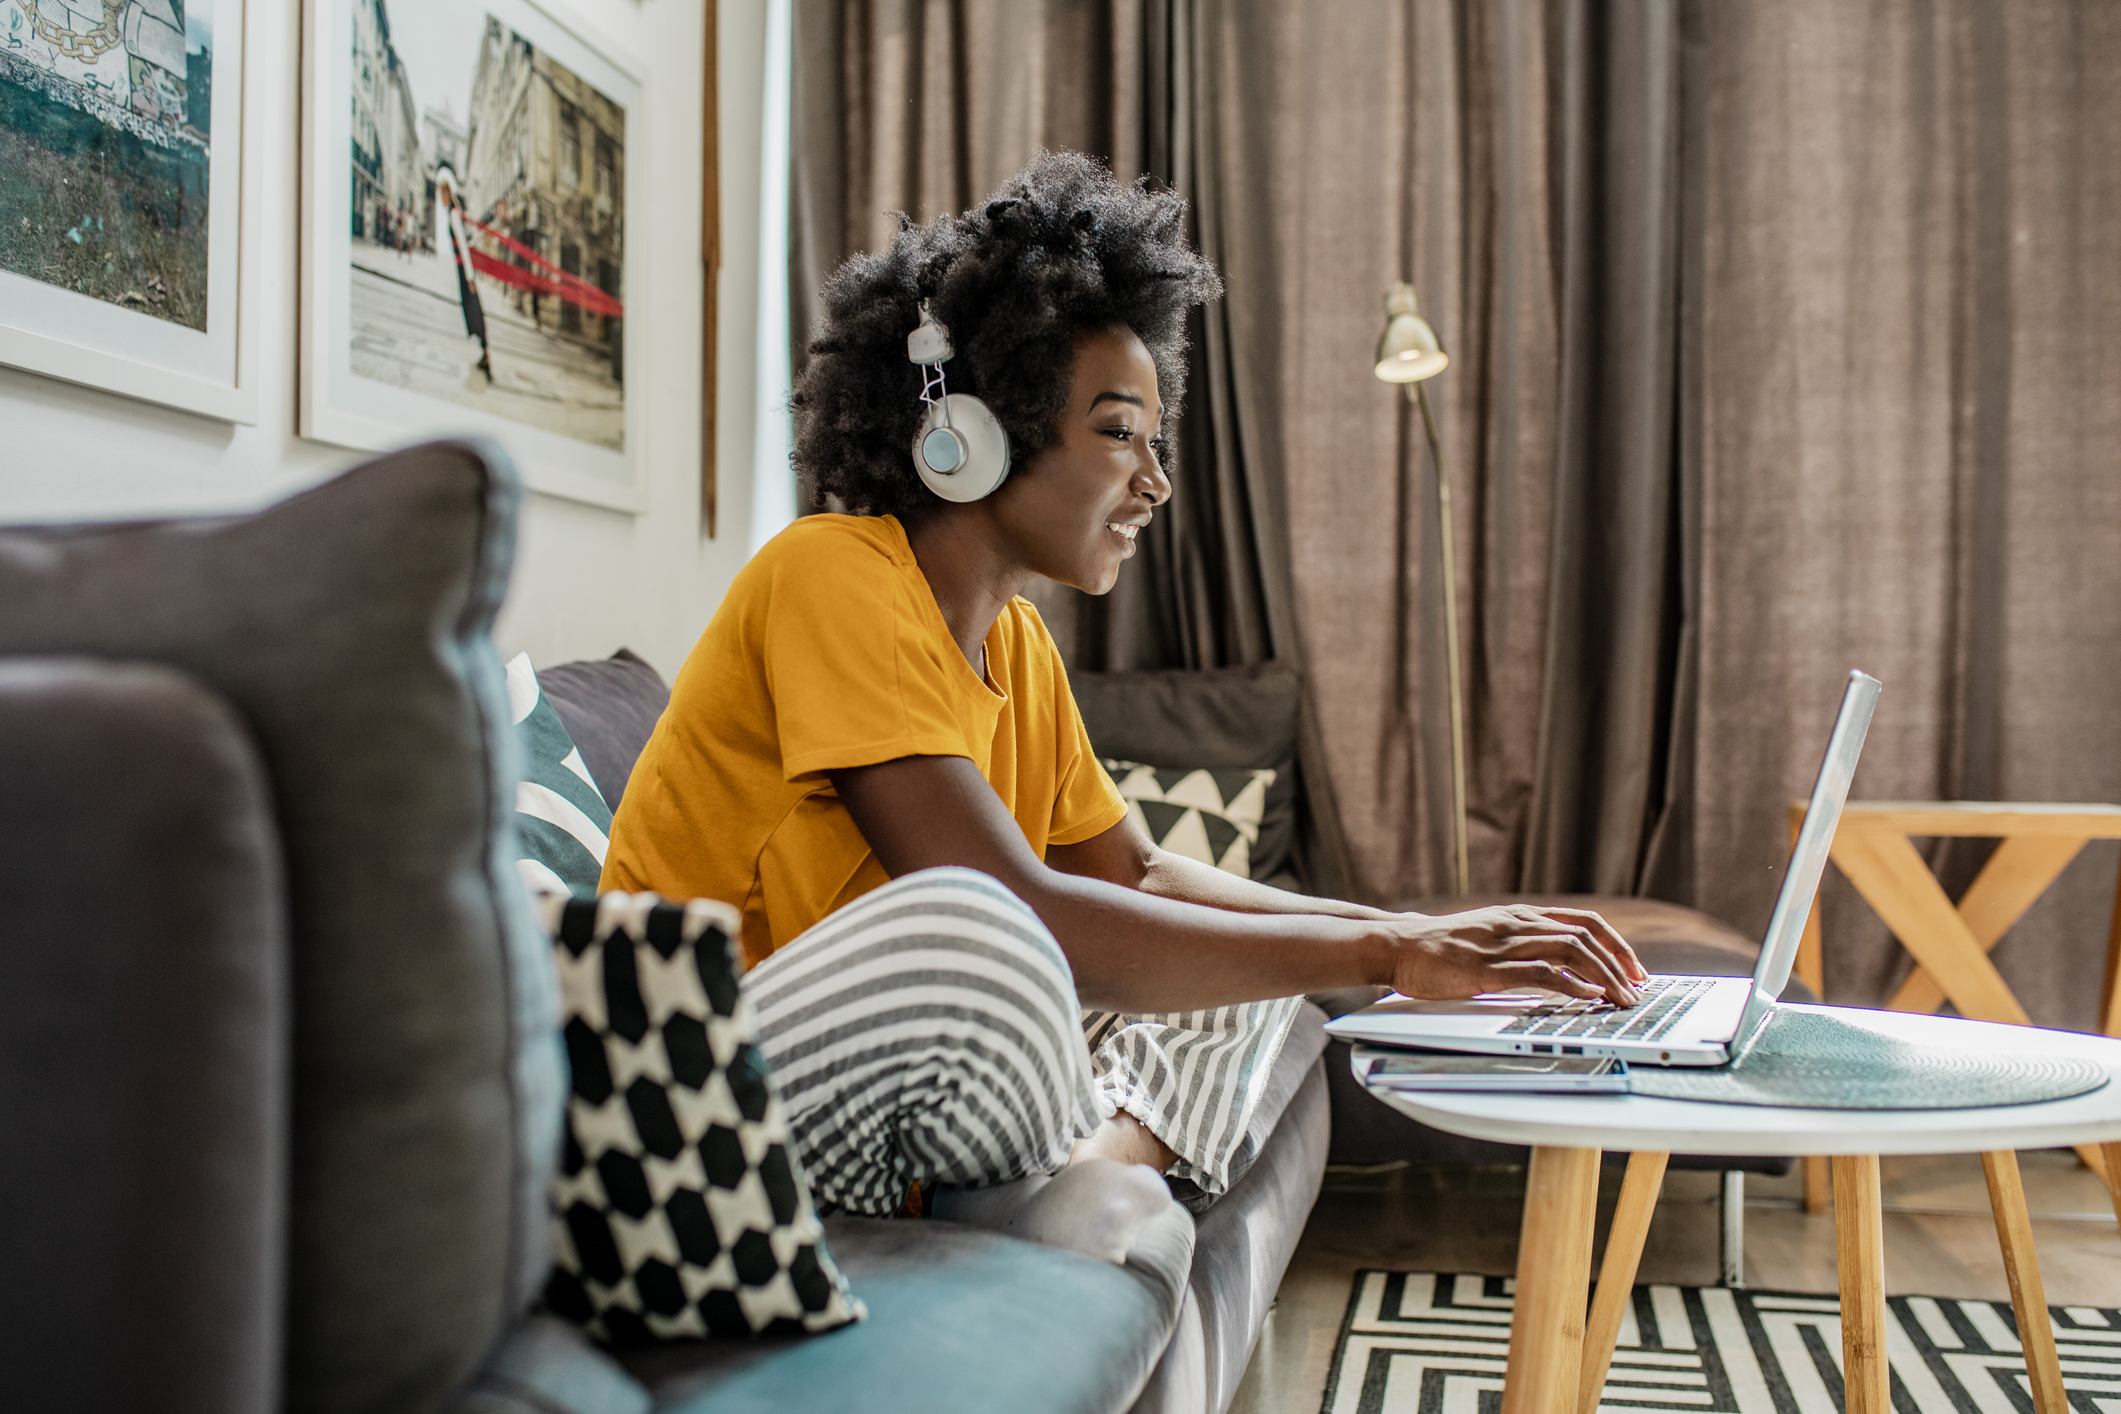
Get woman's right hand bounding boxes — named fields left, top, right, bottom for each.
left=1384, top=904, right=1645, bottom=1006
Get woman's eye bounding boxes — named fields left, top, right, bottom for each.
left=1149, top=437, right=1169, bottom=458
left=1102, top=426, right=1135, bottom=442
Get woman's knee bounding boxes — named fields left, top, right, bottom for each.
left=754, top=866, right=1080, bottom=1023
left=861, top=866, right=1074, bottom=983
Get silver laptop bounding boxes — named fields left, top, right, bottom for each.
left=1325, top=670, right=1880, bottom=1068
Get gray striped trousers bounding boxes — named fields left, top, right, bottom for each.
left=747, top=866, right=1299, bottom=1217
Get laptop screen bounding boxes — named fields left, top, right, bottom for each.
left=1731, top=670, right=1881, bottom=1051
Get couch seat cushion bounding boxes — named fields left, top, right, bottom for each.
left=618, top=1217, right=1181, bottom=1414
left=1128, top=1004, right=1331, bottom=1414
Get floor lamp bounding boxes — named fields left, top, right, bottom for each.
left=1375, top=281, right=1470, bottom=895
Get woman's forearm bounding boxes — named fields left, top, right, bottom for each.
left=1017, top=865, right=1398, bottom=1010
left=1132, top=847, right=1404, bottom=923
left=830, top=755, right=1642, bottom=1014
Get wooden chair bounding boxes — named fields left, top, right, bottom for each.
left=1787, top=800, right=2121, bottom=1213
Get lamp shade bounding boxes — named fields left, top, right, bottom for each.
left=1374, top=281, right=1448, bottom=383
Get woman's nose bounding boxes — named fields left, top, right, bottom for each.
left=1137, top=451, right=1172, bottom=505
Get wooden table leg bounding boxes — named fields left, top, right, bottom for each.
left=1503, top=1146, right=1600, bottom=1414
left=1832, top=1155, right=1889, bottom=1414
left=1804, top=1155, right=1832, bottom=1215
left=1577, top=1152, right=1668, bottom=1414
left=1982, top=1151, right=2066, bottom=1414
left=2104, top=1142, right=2121, bottom=1235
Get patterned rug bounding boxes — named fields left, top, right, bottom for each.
left=1320, top=1270, right=2121, bottom=1414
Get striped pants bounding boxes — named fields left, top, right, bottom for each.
left=747, top=867, right=1300, bottom=1217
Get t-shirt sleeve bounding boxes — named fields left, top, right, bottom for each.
left=1045, top=652, right=1130, bottom=848
left=762, top=530, right=975, bottom=782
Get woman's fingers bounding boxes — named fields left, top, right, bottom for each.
left=1500, top=931, right=1638, bottom=1005
left=1540, top=907, right=1647, bottom=980
left=1497, top=907, right=1644, bottom=992
left=1488, top=958, right=1605, bottom=999
left=1396, top=907, right=1646, bottom=1002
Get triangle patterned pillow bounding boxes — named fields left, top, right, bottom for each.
left=532, top=889, right=865, bottom=1343
left=1101, top=759, right=1278, bottom=878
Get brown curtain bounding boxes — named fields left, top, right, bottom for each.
left=1196, top=0, right=1692, bottom=907
left=793, top=0, right=2121, bottom=1028
left=1661, top=0, right=2121, bottom=1029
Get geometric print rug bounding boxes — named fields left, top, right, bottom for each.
left=1320, top=1271, right=2121, bottom=1414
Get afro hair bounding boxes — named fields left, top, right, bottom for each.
left=791, top=151, right=1225, bottom=517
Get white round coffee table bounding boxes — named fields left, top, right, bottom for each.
left=1355, top=1006, right=2121, bottom=1414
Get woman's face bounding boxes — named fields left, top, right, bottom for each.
left=992, top=324, right=1171, bottom=595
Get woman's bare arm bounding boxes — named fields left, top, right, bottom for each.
left=1045, top=814, right=1400, bottom=920
left=828, top=755, right=1644, bottom=1014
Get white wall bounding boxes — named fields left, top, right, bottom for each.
left=0, top=0, right=772, bottom=680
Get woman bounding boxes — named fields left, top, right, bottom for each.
left=603, top=153, right=1640, bottom=1237
left=435, top=167, right=493, bottom=384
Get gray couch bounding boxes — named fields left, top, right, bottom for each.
left=0, top=442, right=1327, bottom=1414
left=538, top=648, right=1332, bottom=1414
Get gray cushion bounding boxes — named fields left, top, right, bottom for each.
left=451, top=1319, right=650, bottom=1414
left=0, top=441, right=562, bottom=1414
left=0, top=660, right=287, bottom=1414
left=618, top=1217, right=1187, bottom=1413
left=1130, top=1008, right=1332, bottom=1414
left=1068, top=665, right=1302, bottom=882
left=537, top=649, right=671, bottom=815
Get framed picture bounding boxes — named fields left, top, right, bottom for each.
left=0, top=0, right=260, bottom=423
left=302, top=0, right=643, bottom=513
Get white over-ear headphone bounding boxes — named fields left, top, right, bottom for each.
left=907, top=303, right=1011, bottom=502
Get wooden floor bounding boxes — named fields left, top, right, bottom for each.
left=1229, top=1149, right=2120, bottom=1414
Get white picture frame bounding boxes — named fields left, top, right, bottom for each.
left=301, top=0, right=645, bottom=513
left=0, top=0, right=260, bottom=424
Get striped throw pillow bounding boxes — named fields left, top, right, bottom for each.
left=507, top=652, right=612, bottom=898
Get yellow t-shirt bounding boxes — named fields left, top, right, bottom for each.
left=601, top=513, right=1129, bottom=970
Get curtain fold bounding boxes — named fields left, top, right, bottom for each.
left=1521, top=1, right=1683, bottom=896
left=792, top=0, right=2121, bottom=1025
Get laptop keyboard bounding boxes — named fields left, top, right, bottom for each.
left=1496, top=976, right=1714, bottom=1044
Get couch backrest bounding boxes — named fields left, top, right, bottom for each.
left=0, top=443, right=561, bottom=1414
left=534, top=649, right=670, bottom=813
left=0, top=660, right=287, bottom=1414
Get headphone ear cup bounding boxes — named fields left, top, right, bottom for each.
left=912, top=394, right=1012, bottom=502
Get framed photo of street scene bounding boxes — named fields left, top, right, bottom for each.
left=302, top=0, right=643, bottom=512
left=0, top=0, right=260, bottom=422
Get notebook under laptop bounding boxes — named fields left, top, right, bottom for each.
left=1325, top=670, right=1881, bottom=1068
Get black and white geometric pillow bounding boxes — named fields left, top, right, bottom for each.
left=1102, top=759, right=1277, bottom=879
left=531, top=889, right=865, bottom=1343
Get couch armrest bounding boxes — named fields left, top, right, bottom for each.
left=0, top=659, right=288, bottom=1414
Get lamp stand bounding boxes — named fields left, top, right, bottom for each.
left=1410, top=380, right=1471, bottom=895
